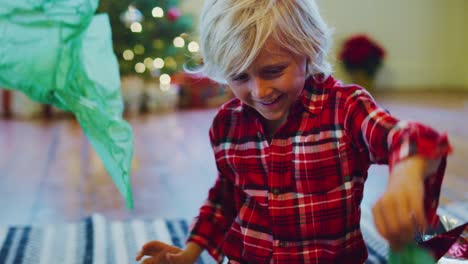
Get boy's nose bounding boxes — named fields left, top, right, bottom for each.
left=250, top=78, right=273, bottom=99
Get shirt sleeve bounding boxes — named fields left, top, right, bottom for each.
left=186, top=115, right=238, bottom=263
left=343, top=87, right=452, bottom=226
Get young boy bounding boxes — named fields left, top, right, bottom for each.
left=136, top=0, right=451, bottom=263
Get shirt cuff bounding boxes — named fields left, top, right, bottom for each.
left=186, top=218, right=226, bottom=263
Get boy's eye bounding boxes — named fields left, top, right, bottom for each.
left=266, top=68, right=282, bottom=75
left=231, top=73, right=249, bottom=82
left=262, top=66, right=287, bottom=78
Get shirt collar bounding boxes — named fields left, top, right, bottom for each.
left=295, top=74, right=340, bottom=115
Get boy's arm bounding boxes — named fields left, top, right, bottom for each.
left=185, top=115, right=239, bottom=263
left=343, top=87, right=451, bottom=240
left=182, top=242, right=204, bottom=261
left=186, top=174, right=237, bottom=263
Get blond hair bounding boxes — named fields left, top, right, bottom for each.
left=197, top=0, right=333, bottom=84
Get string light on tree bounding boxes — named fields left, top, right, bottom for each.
left=152, top=7, right=164, bottom=18
left=173, top=37, right=185, bottom=48
left=135, top=62, right=146, bottom=73
left=123, top=50, right=134, bottom=60
left=130, top=22, right=142, bottom=33
left=153, top=58, right=165, bottom=69
left=134, top=44, right=145, bottom=55
left=120, top=5, right=143, bottom=27
left=160, top=74, right=172, bottom=91
left=144, top=58, right=154, bottom=70
left=160, top=74, right=171, bottom=84
left=164, top=57, right=177, bottom=70
left=152, top=39, right=164, bottom=50
left=98, top=0, right=195, bottom=78
left=188, top=41, right=200, bottom=52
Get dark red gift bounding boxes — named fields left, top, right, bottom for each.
left=418, top=214, right=467, bottom=262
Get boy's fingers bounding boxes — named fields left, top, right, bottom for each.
left=396, top=195, right=414, bottom=241
left=153, top=248, right=176, bottom=263
left=166, top=252, right=174, bottom=263
left=142, top=241, right=164, bottom=250
left=373, top=195, right=407, bottom=248
left=136, top=251, right=143, bottom=261
left=373, top=209, right=387, bottom=239
left=166, top=251, right=183, bottom=260
left=373, top=201, right=392, bottom=242
left=381, top=196, right=400, bottom=239
left=409, top=192, right=427, bottom=231
left=141, top=258, right=157, bottom=264
left=141, top=241, right=170, bottom=256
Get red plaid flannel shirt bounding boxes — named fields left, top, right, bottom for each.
left=187, top=76, right=451, bottom=263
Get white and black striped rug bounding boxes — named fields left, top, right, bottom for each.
left=0, top=203, right=466, bottom=264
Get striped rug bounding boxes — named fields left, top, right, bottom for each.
left=0, top=203, right=466, bottom=264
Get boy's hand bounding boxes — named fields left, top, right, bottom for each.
left=372, top=156, right=430, bottom=250
left=136, top=241, right=195, bottom=264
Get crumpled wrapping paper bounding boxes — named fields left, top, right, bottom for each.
left=0, top=0, right=134, bottom=208
left=389, top=214, right=467, bottom=264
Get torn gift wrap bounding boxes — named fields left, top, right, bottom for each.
left=0, top=0, right=134, bottom=208
left=388, top=214, right=467, bottom=264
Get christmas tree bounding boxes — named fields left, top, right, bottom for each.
left=97, top=0, right=199, bottom=83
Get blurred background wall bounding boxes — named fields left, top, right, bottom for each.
left=182, top=0, right=468, bottom=91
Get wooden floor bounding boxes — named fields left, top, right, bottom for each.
left=0, top=91, right=467, bottom=226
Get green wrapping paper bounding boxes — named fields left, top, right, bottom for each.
left=388, top=243, right=436, bottom=264
left=0, top=0, right=134, bottom=208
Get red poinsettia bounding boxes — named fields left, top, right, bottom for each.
left=339, top=34, right=386, bottom=77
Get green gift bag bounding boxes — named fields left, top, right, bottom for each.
left=0, top=0, right=134, bottom=208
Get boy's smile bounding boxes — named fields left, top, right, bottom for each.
left=227, top=41, right=308, bottom=135
left=254, top=93, right=285, bottom=107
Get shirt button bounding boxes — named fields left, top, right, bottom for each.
left=257, top=132, right=262, bottom=138
left=271, top=188, right=280, bottom=196
left=278, top=241, right=286, bottom=247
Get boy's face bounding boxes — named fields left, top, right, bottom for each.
left=227, top=42, right=307, bottom=132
